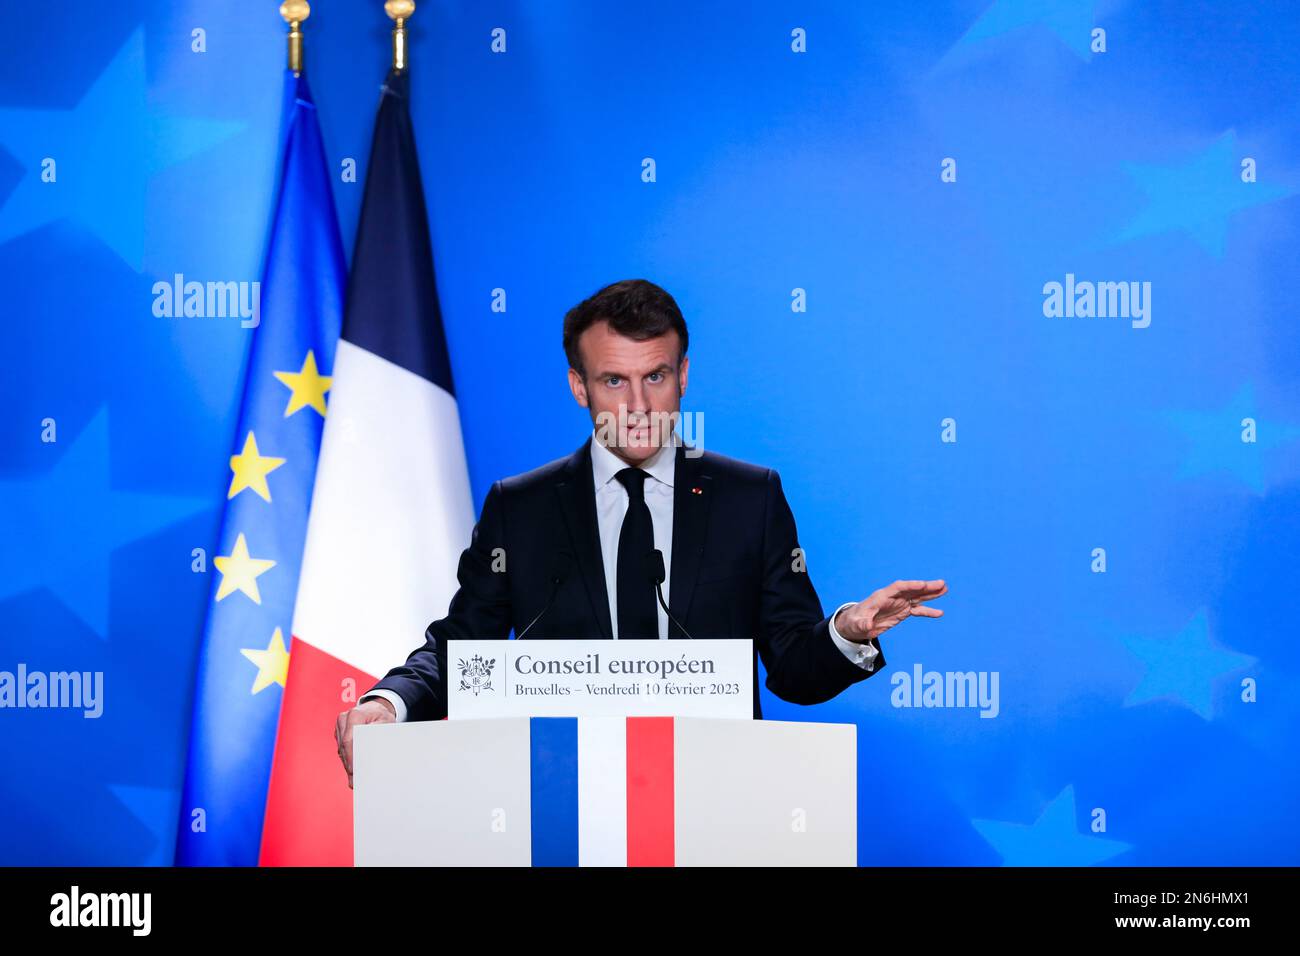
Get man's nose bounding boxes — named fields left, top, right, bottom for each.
left=625, top=383, right=649, bottom=417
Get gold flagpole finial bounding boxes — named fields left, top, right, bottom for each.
left=280, top=1, right=311, bottom=76
left=385, top=1, right=415, bottom=72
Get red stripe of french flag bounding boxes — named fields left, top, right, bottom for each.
left=627, top=717, right=675, bottom=866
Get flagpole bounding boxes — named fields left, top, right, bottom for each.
left=281, top=0, right=310, bottom=76
left=386, top=0, right=414, bottom=72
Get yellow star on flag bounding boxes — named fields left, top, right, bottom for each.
left=214, top=532, right=276, bottom=604
left=241, top=627, right=291, bottom=694
left=228, top=431, right=286, bottom=502
left=273, top=350, right=332, bottom=418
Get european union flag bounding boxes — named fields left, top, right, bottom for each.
left=175, top=70, right=345, bottom=866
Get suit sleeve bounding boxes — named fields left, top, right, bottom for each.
left=363, top=479, right=514, bottom=721
left=756, top=469, right=887, bottom=705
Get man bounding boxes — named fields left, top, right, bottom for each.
left=336, top=279, right=946, bottom=787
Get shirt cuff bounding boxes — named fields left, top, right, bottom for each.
left=361, top=689, right=408, bottom=722
left=828, top=601, right=880, bottom=672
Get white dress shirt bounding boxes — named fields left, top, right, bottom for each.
left=363, top=431, right=877, bottom=722
left=591, top=428, right=676, bottom=640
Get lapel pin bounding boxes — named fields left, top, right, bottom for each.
left=691, top=487, right=703, bottom=495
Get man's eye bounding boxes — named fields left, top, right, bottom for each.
left=647, top=372, right=663, bottom=383
left=606, top=377, right=622, bottom=387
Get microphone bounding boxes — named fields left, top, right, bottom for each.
left=646, top=549, right=695, bottom=640
left=515, top=552, right=574, bottom=640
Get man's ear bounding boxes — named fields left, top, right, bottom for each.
left=678, top=354, right=689, bottom=397
left=568, top=367, right=590, bottom=408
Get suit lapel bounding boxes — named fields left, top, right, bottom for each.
left=668, top=442, right=710, bottom=637
left=554, top=436, right=614, bottom=640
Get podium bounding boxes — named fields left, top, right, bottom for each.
left=353, top=640, right=857, bottom=866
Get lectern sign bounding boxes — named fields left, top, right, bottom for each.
left=446, top=639, right=754, bottom=719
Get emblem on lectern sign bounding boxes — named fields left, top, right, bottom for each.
left=456, top=655, right=497, bottom=695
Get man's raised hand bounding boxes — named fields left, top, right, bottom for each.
left=833, top=579, right=948, bottom=644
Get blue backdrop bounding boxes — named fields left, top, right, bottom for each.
left=1, top=0, right=1297, bottom=865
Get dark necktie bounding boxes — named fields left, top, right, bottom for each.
left=614, top=467, right=659, bottom=639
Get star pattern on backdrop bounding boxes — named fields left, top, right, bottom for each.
left=972, top=785, right=1132, bottom=866
left=213, top=532, right=276, bottom=604
left=1122, top=609, right=1256, bottom=721
left=953, top=0, right=1099, bottom=62
left=240, top=626, right=291, bottom=694
left=273, top=350, right=332, bottom=418
left=107, top=784, right=182, bottom=867
left=0, top=27, right=242, bottom=270
left=227, top=431, right=286, bottom=502
left=1112, top=130, right=1295, bottom=257
left=1163, top=381, right=1300, bottom=495
left=0, top=407, right=208, bottom=638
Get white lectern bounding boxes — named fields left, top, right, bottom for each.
left=353, top=639, right=857, bottom=866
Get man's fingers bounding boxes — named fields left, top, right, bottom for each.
left=910, top=606, right=944, bottom=618
left=334, top=714, right=348, bottom=771
left=338, top=705, right=396, bottom=785
left=339, top=715, right=355, bottom=775
left=885, top=579, right=945, bottom=593
left=908, top=579, right=945, bottom=593
left=896, top=580, right=947, bottom=599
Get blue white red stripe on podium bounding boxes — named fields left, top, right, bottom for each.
left=529, top=716, right=676, bottom=867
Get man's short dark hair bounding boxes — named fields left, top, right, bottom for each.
left=562, top=279, right=689, bottom=378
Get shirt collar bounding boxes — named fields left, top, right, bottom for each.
left=590, top=427, right=679, bottom=491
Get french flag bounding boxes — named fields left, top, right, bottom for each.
left=259, top=69, right=473, bottom=866
left=533, top=717, right=677, bottom=867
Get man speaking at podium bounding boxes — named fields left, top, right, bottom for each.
left=336, top=279, right=946, bottom=786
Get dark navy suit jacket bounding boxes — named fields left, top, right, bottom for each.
left=367, top=436, right=886, bottom=719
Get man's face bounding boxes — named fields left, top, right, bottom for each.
left=567, top=321, right=689, bottom=465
